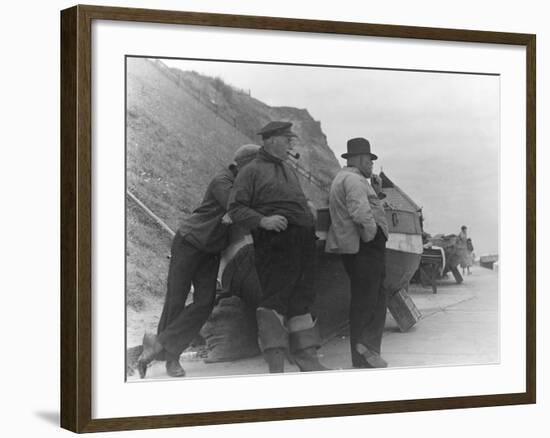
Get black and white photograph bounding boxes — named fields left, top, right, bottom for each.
left=125, top=56, right=499, bottom=381
left=2, top=0, right=545, bottom=435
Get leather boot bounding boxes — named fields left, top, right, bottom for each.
left=355, top=343, right=388, bottom=368
left=288, top=314, right=330, bottom=372
left=165, top=352, right=186, bottom=378
left=136, top=332, right=164, bottom=379
left=256, top=307, right=289, bottom=374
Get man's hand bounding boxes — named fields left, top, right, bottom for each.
left=260, top=215, right=288, bottom=232
left=221, top=213, right=233, bottom=225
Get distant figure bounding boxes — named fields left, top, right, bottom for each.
left=461, top=238, right=475, bottom=275
left=136, top=144, right=260, bottom=379
left=458, top=225, right=468, bottom=244
left=326, top=137, right=389, bottom=369
left=456, top=225, right=469, bottom=271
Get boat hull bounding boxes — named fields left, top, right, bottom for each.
left=218, top=205, right=423, bottom=335
left=385, top=248, right=422, bottom=293
left=384, top=232, right=423, bottom=292
left=219, top=234, right=422, bottom=338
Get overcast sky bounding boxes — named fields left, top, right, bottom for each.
left=162, top=58, right=499, bottom=256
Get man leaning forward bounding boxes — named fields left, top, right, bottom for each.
left=136, top=144, right=260, bottom=378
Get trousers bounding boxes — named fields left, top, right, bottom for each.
left=341, top=227, right=387, bottom=366
left=156, top=232, right=220, bottom=357
left=252, top=225, right=317, bottom=318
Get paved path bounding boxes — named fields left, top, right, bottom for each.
left=130, top=265, right=498, bottom=381
left=323, top=265, right=499, bottom=370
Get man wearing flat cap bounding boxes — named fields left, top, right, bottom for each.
left=228, top=121, right=328, bottom=373
left=326, top=137, right=389, bottom=368
left=137, top=144, right=260, bottom=379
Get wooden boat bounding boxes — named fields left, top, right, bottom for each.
left=216, top=172, right=423, bottom=342
left=378, top=171, right=424, bottom=292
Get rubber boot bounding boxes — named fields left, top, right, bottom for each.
left=288, top=314, right=330, bottom=372
left=256, top=307, right=289, bottom=374
left=263, top=348, right=285, bottom=373
left=137, top=332, right=164, bottom=379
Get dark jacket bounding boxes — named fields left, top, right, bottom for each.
left=178, top=167, right=235, bottom=253
left=228, top=148, right=314, bottom=229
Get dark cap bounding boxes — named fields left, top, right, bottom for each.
left=257, top=121, right=297, bottom=140
left=341, top=137, right=378, bottom=160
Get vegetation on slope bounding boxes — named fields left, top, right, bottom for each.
left=126, top=58, right=341, bottom=322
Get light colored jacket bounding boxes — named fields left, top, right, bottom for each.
left=325, top=167, right=388, bottom=254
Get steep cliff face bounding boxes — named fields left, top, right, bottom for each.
left=126, top=57, right=340, bottom=313
left=163, top=63, right=340, bottom=205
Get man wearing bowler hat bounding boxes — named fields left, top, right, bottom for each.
left=326, top=137, right=389, bottom=368
left=228, top=121, right=328, bottom=373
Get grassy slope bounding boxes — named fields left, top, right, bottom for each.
left=127, top=58, right=254, bottom=230
left=170, top=67, right=340, bottom=206
left=126, top=59, right=341, bottom=342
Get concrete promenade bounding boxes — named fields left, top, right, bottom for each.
left=131, top=265, right=498, bottom=380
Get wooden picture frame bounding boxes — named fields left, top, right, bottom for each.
left=60, top=4, right=536, bottom=433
